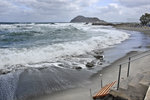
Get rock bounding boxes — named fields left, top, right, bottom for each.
left=37, top=67, right=48, bottom=70
left=86, top=62, right=95, bottom=68
left=93, top=50, right=104, bottom=55
left=50, top=23, right=55, bottom=24
left=70, top=15, right=106, bottom=23
left=58, top=63, right=64, bottom=67
left=0, top=70, right=5, bottom=74
left=93, top=50, right=104, bottom=60
left=0, top=69, right=11, bottom=75
left=98, top=62, right=103, bottom=65
left=146, top=45, right=150, bottom=48
left=94, top=55, right=104, bottom=60
left=138, top=46, right=142, bottom=48
left=58, top=62, right=71, bottom=68
left=74, top=66, right=82, bottom=70
left=84, top=22, right=89, bottom=25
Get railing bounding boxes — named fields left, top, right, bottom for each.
left=117, top=50, right=150, bottom=90
left=91, top=49, right=150, bottom=98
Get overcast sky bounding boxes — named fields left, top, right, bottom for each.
left=0, top=0, right=150, bottom=22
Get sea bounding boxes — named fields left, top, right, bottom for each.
left=0, top=23, right=129, bottom=69
left=0, top=23, right=149, bottom=100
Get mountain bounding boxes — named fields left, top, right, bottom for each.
left=70, top=15, right=106, bottom=23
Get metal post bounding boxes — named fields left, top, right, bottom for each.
left=127, top=57, right=131, bottom=77
left=90, top=88, right=92, bottom=97
left=100, top=74, right=103, bottom=88
left=117, top=65, right=122, bottom=90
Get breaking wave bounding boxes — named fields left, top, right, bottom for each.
left=0, top=23, right=130, bottom=100
left=0, top=23, right=129, bottom=69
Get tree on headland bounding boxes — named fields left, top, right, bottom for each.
left=140, top=13, right=150, bottom=25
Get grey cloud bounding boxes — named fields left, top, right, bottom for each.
left=98, top=4, right=120, bottom=14
left=0, top=0, right=17, bottom=14
left=94, top=3, right=150, bottom=22
left=118, top=0, right=150, bottom=7
left=0, top=0, right=80, bottom=22
left=0, top=0, right=99, bottom=22
left=0, top=0, right=149, bottom=22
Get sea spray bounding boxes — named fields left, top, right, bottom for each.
left=0, top=67, right=90, bottom=100
left=0, top=71, right=21, bottom=100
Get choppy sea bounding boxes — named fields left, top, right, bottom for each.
left=0, top=23, right=129, bottom=69
left=0, top=23, right=149, bottom=100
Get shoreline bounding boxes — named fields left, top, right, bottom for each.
left=29, top=27, right=150, bottom=100
left=0, top=25, right=150, bottom=100
left=28, top=49, right=142, bottom=100
left=114, top=26, right=150, bottom=35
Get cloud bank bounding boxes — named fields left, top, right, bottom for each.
left=0, top=0, right=150, bottom=22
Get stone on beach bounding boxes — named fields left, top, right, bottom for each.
left=86, top=61, right=95, bottom=68
left=74, top=66, right=82, bottom=70
left=0, top=69, right=11, bottom=75
left=92, top=50, right=104, bottom=60
left=94, top=55, right=104, bottom=60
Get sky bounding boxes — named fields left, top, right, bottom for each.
left=0, top=0, right=150, bottom=22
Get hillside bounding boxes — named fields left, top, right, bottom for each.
left=70, top=15, right=106, bottom=23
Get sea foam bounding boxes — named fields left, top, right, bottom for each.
left=0, top=23, right=130, bottom=70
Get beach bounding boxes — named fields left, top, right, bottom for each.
left=0, top=0, right=150, bottom=100
left=29, top=26, right=150, bottom=100
left=0, top=23, right=150, bottom=100
left=29, top=46, right=150, bottom=100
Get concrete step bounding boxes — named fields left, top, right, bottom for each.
left=110, top=72, right=150, bottom=100
left=119, top=77, right=132, bottom=92
left=126, top=73, right=147, bottom=100
left=139, top=71, right=150, bottom=87
left=109, top=89, right=130, bottom=100
left=128, top=73, right=144, bottom=88
left=144, top=86, right=150, bottom=100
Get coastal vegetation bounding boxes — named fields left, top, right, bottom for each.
left=140, top=13, right=150, bottom=26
